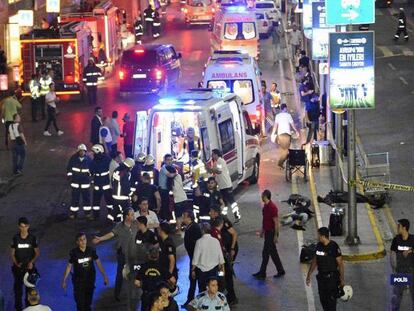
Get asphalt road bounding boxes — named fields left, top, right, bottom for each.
left=0, top=4, right=409, bottom=311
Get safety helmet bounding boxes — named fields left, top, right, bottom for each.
left=23, top=270, right=41, bottom=288
left=144, top=154, right=155, bottom=166
left=92, top=144, right=104, bottom=154
left=124, top=157, right=135, bottom=168
left=77, top=144, right=87, bottom=151
left=169, top=284, right=180, bottom=297
left=340, top=285, right=353, bottom=302
left=136, top=152, right=146, bottom=163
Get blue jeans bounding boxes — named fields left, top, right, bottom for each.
left=12, top=144, right=25, bottom=174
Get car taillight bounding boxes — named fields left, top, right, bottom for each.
left=263, top=21, right=268, bottom=27
left=155, top=69, right=163, bottom=80
left=119, top=70, right=125, bottom=80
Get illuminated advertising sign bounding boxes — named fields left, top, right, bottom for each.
left=0, top=74, right=7, bottom=90
left=46, top=0, right=60, bottom=13
left=303, top=0, right=313, bottom=39
left=329, top=31, right=375, bottom=109
left=326, top=0, right=375, bottom=26
left=312, top=27, right=335, bottom=60
left=312, top=1, right=326, bottom=28
left=17, top=10, right=33, bottom=27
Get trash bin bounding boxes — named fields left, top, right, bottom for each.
left=315, top=140, right=333, bottom=165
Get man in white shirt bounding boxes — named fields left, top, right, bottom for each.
left=288, top=23, right=302, bottom=59
left=207, top=149, right=241, bottom=223
left=110, top=111, right=121, bottom=153
left=23, top=289, right=52, bottom=311
left=271, top=104, right=299, bottom=169
left=135, top=197, right=159, bottom=230
left=192, top=222, right=225, bottom=292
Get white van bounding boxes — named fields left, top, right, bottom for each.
left=202, top=50, right=264, bottom=129
left=182, top=0, right=215, bottom=27
left=210, top=6, right=259, bottom=59
left=133, top=89, right=261, bottom=190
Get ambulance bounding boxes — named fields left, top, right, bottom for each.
left=133, top=89, right=261, bottom=191
left=202, top=50, right=264, bottom=129
left=210, top=6, right=259, bottom=59
left=182, top=0, right=215, bottom=27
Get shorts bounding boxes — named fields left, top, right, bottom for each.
left=174, top=201, right=187, bottom=218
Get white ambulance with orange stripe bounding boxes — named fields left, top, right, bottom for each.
left=133, top=89, right=261, bottom=190
left=210, top=6, right=259, bottom=59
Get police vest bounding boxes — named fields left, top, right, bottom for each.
left=39, top=76, right=52, bottom=95
left=29, top=80, right=40, bottom=99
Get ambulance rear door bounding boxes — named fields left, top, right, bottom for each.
left=134, top=110, right=149, bottom=158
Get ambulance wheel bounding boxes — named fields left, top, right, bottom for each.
left=249, top=157, right=260, bottom=184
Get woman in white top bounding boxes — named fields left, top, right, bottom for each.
left=166, top=165, right=188, bottom=232
left=99, top=117, right=113, bottom=154
left=43, top=83, right=63, bottom=136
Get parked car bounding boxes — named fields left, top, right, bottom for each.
left=256, top=12, right=273, bottom=38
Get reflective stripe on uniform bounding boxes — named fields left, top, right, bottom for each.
left=67, top=172, right=73, bottom=176
left=113, top=195, right=129, bottom=200
left=153, top=22, right=161, bottom=26
left=94, top=186, right=100, bottom=191
left=83, top=206, right=92, bottom=211
left=96, top=171, right=109, bottom=177
left=199, top=215, right=211, bottom=221
left=72, top=167, right=81, bottom=172
left=153, top=33, right=160, bottom=38
left=86, top=82, right=98, bottom=86
left=71, top=183, right=80, bottom=188
left=107, top=214, right=115, bottom=221
left=93, top=206, right=100, bottom=211
left=169, top=211, right=177, bottom=224
left=222, top=206, right=228, bottom=215
left=70, top=206, right=79, bottom=212
left=81, top=184, right=90, bottom=189
left=102, top=184, right=111, bottom=190
left=107, top=205, right=113, bottom=209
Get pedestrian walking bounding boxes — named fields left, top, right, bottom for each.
left=11, top=217, right=40, bottom=311
left=390, top=218, right=414, bottom=311
left=90, top=106, right=103, bottom=145
left=43, top=83, right=64, bottom=136
left=271, top=104, right=299, bottom=169
left=62, top=232, right=108, bottom=311
left=1, top=90, right=22, bottom=148
left=188, top=277, right=230, bottom=311
left=111, top=157, right=135, bottom=222
left=90, top=144, right=113, bottom=220
left=152, top=10, right=161, bottom=38
left=122, top=113, right=134, bottom=158
left=206, top=149, right=241, bottom=222
left=144, top=5, right=155, bottom=36
left=306, top=227, right=345, bottom=311
left=39, top=70, right=53, bottom=120
left=29, top=73, right=41, bottom=122
left=394, top=8, right=408, bottom=41
left=99, top=117, right=113, bottom=154
left=262, top=81, right=274, bottom=135
left=9, top=113, right=27, bottom=175
left=159, top=223, right=178, bottom=286
left=93, top=208, right=138, bottom=302
left=303, top=95, right=320, bottom=146
left=82, top=58, right=102, bottom=105
left=253, top=190, right=285, bottom=280
left=134, top=197, right=160, bottom=230
left=159, top=154, right=177, bottom=221
left=134, top=17, right=144, bottom=44
left=23, top=289, right=52, bottom=311
left=66, top=144, right=92, bottom=219
left=271, top=25, right=282, bottom=65
left=182, top=210, right=202, bottom=307
left=192, top=222, right=225, bottom=292
left=288, top=24, right=302, bottom=59
left=110, top=111, right=121, bottom=153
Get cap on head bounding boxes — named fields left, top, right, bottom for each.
left=124, top=157, right=135, bottom=168
left=77, top=144, right=87, bottom=152
left=92, top=144, right=104, bottom=154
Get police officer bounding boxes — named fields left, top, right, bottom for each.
left=188, top=277, right=230, bottom=311
left=39, top=70, right=53, bottom=120
left=130, top=152, right=146, bottom=193
left=394, top=8, right=408, bottom=41
left=141, top=154, right=159, bottom=186
left=112, top=157, right=135, bottom=222
left=209, top=205, right=238, bottom=305
left=82, top=58, right=102, bottom=106
left=152, top=10, right=161, bottom=39
left=67, top=144, right=92, bottom=219
left=191, top=150, right=208, bottom=190
left=11, top=217, right=39, bottom=311
left=29, top=73, right=41, bottom=122
left=193, top=177, right=225, bottom=222
left=306, top=227, right=345, bottom=311
left=144, top=5, right=155, bottom=36
left=134, top=16, right=144, bottom=44
left=158, top=223, right=178, bottom=286
left=390, top=218, right=414, bottom=310
left=62, top=232, right=108, bottom=311
left=134, top=172, right=162, bottom=214
left=90, top=144, right=113, bottom=220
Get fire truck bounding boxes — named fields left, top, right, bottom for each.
left=59, top=0, right=121, bottom=74
left=20, top=22, right=91, bottom=96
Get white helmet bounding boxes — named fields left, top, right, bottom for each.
left=92, top=144, right=104, bottom=154
left=135, top=152, right=146, bottom=163
left=124, top=157, right=135, bottom=168
left=340, top=285, right=353, bottom=302
left=77, top=144, right=87, bottom=151
left=144, top=154, right=155, bottom=166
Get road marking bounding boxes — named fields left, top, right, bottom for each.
left=399, top=76, right=408, bottom=85
left=387, top=62, right=396, bottom=70
left=401, top=46, right=414, bottom=56
left=377, top=46, right=394, bottom=58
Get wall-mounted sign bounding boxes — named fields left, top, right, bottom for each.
left=46, top=0, right=60, bottom=13
left=17, top=10, right=34, bottom=27
left=326, top=0, right=375, bottom=26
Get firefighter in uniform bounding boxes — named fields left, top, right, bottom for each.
left=112, top=157, right=135, bottom=222
left=90, top=144, right=113, bottom=220
left=134, top=17, right=144, bottom=44
left=306, top=227, right=345, bottom=311
left=152, top=10, right=161, bottom=39
left=82, top=58, right=102, bottom=106
left=67, top=144, right=92, bottom=219
left=193, top=177, right=225, bottom=223
left=189, top=277, right=230, bottom=311
left=62, top=232, right=108, bottom=311
left=394, top=8, right=408, bottom=41
left=141, top=154, right=159, bottom=186
left=39, top=70, right=53, bottom=120
left=130, top=152, right=146, bottom=193
left=29, top=73, right=41, bottom=122
left=144, top=5, right=155, bottom=36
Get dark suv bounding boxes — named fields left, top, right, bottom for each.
left=119, top=44, right=182, bottom=94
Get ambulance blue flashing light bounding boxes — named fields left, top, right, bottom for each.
left=226, top=6, right=247, bottom=13
left=159, top=98, right=178, bottom=106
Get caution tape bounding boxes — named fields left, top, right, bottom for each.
left=355, top=180, right=414, bottom=193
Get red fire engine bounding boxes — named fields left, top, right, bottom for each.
left=20, top=22, right=91, bottom=96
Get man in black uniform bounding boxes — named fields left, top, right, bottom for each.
left=306, top=227, right=345, bottom=311
left=130, top=152, right=146, bottom=193
left=193, top=177, right=225, bottom=222
left=82, top=58, right=102, bottom=106
left=394, top=8, right=408, bottom=41
left=11, top=217, right=40, bottom=311
left=62, top=232, right=108, bottom=311
left=390, top=218, right=414, bottom=310
left=141, top=154, right=159, bottom=186
left=143, top=5, right=155, bottom=36
left=134, top=16, right=144, bottom=44
left=159, top=223, right=178, bottom=286
left=134, top=173, right=161, bottom=214
left=182, top=210, right=202, bottom=307
left=209, top=205, right=238, bottom=305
